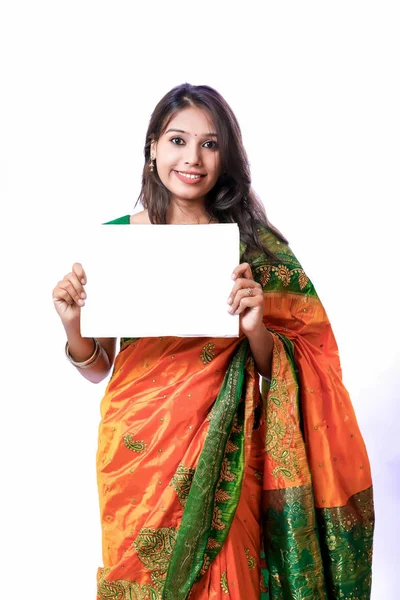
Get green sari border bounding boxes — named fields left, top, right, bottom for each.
left=162, top=339, right=249, bottom=600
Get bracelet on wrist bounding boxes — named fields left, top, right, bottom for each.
left=65, top=338, right=102, bottom=369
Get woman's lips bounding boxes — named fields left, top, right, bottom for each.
left=174, top=171, right=206, bottom=185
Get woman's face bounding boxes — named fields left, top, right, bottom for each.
left=151, top=106, right=221, bottom=205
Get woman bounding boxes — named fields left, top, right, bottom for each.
left=52, top=83, right=374, bottom=600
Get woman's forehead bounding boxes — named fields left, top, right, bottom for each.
left=163, top=106, right=216, bottom=136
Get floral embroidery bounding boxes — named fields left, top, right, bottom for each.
left=215, top=489, right=232, bottom=502
left=170, top=463, right=195, bottom=507
left=317, top=487, right=374, bottom=597
left=212, top=505, right=225, bottom=531
left=253, top=263, right=310, bottom=292
left=245, top=547, right=256, bottom=570
left=206, top=537, right=221, bottom=550
left=264, top=486, right=373, bottom=599
left=97, top=571, right=160, bottom=600
left=220, top=571, right=229, bottom=594
left=219, top=458, right=236, bottom=482
left=200, top=554, right=211, bottom=576
left=298, top=270, right=309, bottom=290
left=257, top=264, right=272, bottom=286
left=123, top=434, right=147, bottom=453
left=225, top=440, right=239, bottom=453
left=133, top=527, right=177, bottom=589
left=97, top=579, right=127, bottom=599
left=264, top=341, right=300, bottom=481
left=274, top=265, right=291, bottom=286
left=200, top=342, right=216, bottom=364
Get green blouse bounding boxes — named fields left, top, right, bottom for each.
left=103, top=214, right=131, bottom=225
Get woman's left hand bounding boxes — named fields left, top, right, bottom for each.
left=227, top=262, right=264, bottom=337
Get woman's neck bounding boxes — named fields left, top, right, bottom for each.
left=166, top=199, right=211, bottom=225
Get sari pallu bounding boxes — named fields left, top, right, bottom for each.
left=96, top=219, right=374, bottom=599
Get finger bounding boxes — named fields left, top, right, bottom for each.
left=234, top=295, right=264, bottom=315
left=72, top=262, right=87, bottom=285
left=68, top=271, right=87, bottom=300
left=231, top=262, right=253, bottom=281
left=53, top=284, right=80, bottom=306
left=60, top=278, right=85, bottom=306
left=227, top=279, right=262, bottom=306
left=228, top=286, right=263, bottom=313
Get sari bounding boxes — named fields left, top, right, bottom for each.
left=96, top=216, right=374, bottom=599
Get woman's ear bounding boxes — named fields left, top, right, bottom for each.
left=150, top=140, right=157, bottom=159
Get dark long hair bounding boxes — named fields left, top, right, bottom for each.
left=135, top=83, right=287, bottom=259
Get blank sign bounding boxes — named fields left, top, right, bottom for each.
left=78, top=223, right=240, bottom=338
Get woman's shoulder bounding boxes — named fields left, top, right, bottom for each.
left=256, top=222, right=287, bottom=248
left=130, top=210, right=151, bottom=224
left=248, top=222, right=299, bottom=269
left=251, top=223, right=315, bottom=294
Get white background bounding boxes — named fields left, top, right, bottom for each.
left=0, top=1, right=399, bottom=598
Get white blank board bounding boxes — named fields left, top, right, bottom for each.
left=79, top=223, right=240, bottom=338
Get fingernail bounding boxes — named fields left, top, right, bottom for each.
left=227, top=296, right=232, bottom=304
left=81, top=292, right=86, bottom=299
left=232, top=274, right=236, bottom=280
left=81, top=278, right=86, bottom=284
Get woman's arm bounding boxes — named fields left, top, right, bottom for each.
left=246, top=324, right=273, bottom=381
left=53, top=261, right=117, bottom=384
left=229, top=262, right=273, bottom=381
left=64, top=321, right=117, bottom=384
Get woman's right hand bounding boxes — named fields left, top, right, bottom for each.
left=52, top=262, right=87, bottom=326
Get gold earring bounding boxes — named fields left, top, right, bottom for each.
left=150, top=154, right=155, bottom=172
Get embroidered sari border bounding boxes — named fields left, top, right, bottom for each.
left=162, top=339, right=249, bottom=600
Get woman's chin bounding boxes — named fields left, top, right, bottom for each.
left=169, top=187, right=206, bottom=203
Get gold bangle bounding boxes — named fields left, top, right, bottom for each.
left=65, top=338, right=101, bottom=369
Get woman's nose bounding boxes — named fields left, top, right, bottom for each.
left=184, top=143, right=201, bottom=165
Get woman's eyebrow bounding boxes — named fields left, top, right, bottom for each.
left=165, top=128, right=218, bottom=137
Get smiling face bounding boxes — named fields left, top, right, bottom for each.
left=151, top=106, right=221, bottom=206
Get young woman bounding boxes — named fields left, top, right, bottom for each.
left=52, top=83, right=374, bottom=600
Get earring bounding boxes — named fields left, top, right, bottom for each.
left=150, top=154, right=155, bottom=172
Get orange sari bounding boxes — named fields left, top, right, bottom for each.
left=96, top=220, right=374, bottom=599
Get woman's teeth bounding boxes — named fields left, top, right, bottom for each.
left=177, top=172, right=202, bottom=179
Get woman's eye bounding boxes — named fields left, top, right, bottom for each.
left=203, top=140, right=219, bottom=149
left=169, top=137, right=218, bottom=149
